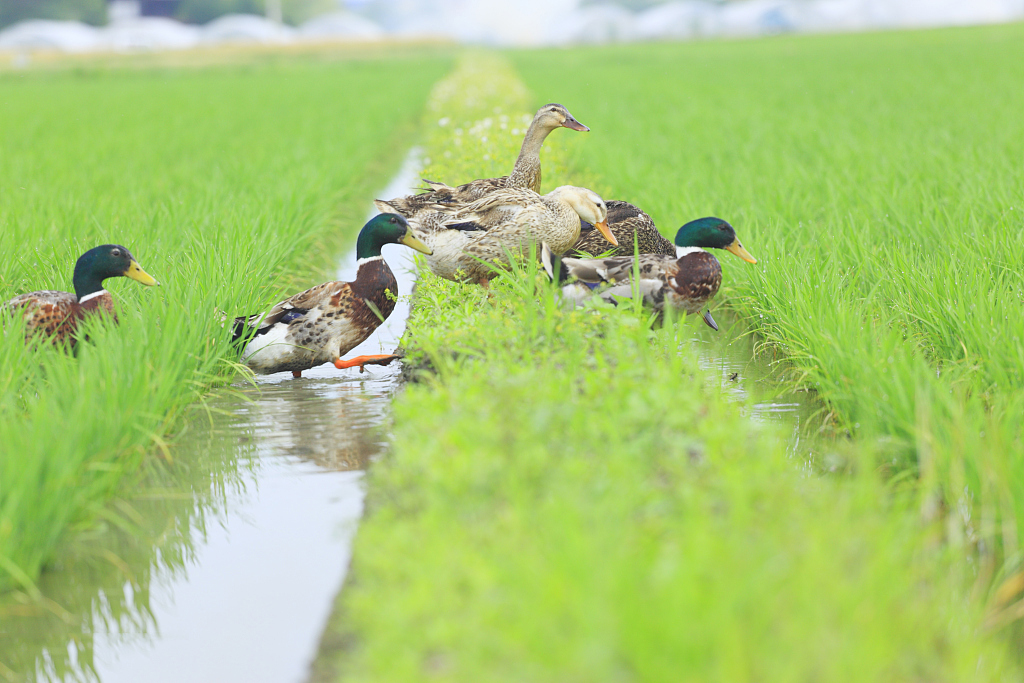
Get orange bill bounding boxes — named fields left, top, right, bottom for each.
left=594, top=220, right=618, bottom=247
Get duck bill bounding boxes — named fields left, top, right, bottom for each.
left=725, top=238, right=757, bottom=264
left=562, top=116, right=589, bottom=132
left=126, top=260, right=159, bottom=286
left=701, top=310, right=719, bottom=331
left=401, top=231, right=433, bottom=255
left=593, top=220, right=618, bottom=247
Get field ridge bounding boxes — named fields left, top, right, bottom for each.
left=322, top=53, right=1019, bottom=681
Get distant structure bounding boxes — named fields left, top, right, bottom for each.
left=0, top=0, right=1021, bottom=54
left=107, top=0, right=183, bottom=22
left=140, top=1, right=183, bottom=18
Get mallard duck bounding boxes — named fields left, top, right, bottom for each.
left=410, top=185, right=617, bottom=284
left=233, top=213, right=431, bottom=378
left=4, top=244, right=159, bottom=347
left=542, top=217, right=756, bottom=330
left=573, top=200, right=675, bottom=257
left=375, top=103, right=588, bottom=218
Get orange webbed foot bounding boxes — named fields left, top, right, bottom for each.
left=292, top=370, right=302, bottom=378
left=334, top=354, right=400, bottom=373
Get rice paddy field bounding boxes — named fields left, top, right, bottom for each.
left=0, top=50, right=450, bottom=595
left=2, top=19, right=1024, bottom=683
left=326, top=25, right=1024, bottom=681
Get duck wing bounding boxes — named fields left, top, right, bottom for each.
left=376, top=176, right=512, bottom=219
left=5, top=290, right=79, bottom=343
left=574, top=201, right=674, bottom=257
left=232, top=281, right=345, bottom=342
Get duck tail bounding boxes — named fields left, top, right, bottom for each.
left=231, top=317, right=252, bottom=345
left=422, top=178, right=453, bottom=192
left=541, top=243, right=569, bottom=285
left=374, top=199, right=400, bottom=214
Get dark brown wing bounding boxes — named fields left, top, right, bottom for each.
left=261, top=281, right=349, bottom=327
left=573, top=200, right=675, bottom=257
left=234, top=281, right=348, bottom=335
left=376, top=176, right=512, bottom=219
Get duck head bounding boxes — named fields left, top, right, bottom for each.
left=549, top=186, right=617, bottom=247
left=72, top=244, right=159, bottom=301
left=674, top=217, right=756, bottom=263
left=534, top=103, right=589, bottom=132
left=357, top=213, right=432, bottom=260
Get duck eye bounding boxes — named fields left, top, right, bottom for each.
left=111, top=249, right=121, bottom=257
left=389, top=217, right=397, bottom=224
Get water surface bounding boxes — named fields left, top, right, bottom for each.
left=0, top=149, right=424, bottom=683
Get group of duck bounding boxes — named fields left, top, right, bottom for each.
left=4, top=103, right=756, bottom=379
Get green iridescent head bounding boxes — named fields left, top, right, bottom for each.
left=674, top=217, right=757, bottom=263
left=356, top=214, right=432, bottom=260
left=72, top=244, right=159, bottom=300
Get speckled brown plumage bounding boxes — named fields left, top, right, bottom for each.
left=573, top=201, right=675, bottom=257
left=5, top=290, right=116, bottom=347
left=409, top=186, right=608, bottom=283
left=548, top=248, right=723, bottom=315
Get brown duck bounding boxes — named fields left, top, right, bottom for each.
left=573, top=200, right=675, bottom=257
left=375, top=103, right=588, bottom=218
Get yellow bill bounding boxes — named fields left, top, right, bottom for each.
left=126, top=259, right=160, bottom=286
left=594, top=220, right=619, bottom=247
left=401, top=231, right=433, bottom=255
left=725, top=238, right=757, bottom=264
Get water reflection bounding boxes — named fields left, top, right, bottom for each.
left=228, top=368, right=399, bottom=471
left=0, top=418, right=245, bottom=683
left=689, top=310, right=823, bottom=448
left=0, top=361, right=404, bottom=683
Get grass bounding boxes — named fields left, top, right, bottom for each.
left=512, top=22, right=1024, bottom=621
left=0, top=421, right=245, bottom=682
left=320, top=54, right=1022, bottom=681
left=0, top=50, right=451, bottom=594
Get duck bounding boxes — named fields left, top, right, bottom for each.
left=4, top=244, right=159, bottom=347
left=572, top=200, right=676, bottom=257
left=375, top=103, right=589, bottom=218
left=232, top=213, right=432, bottom=378
left=542, top=217, right=756, bottom=330
left=410, top=186, right=617, bottom=285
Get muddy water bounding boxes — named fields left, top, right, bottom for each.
left=0, top=149, right=424, bottom=683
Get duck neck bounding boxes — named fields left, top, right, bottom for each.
left=355, top=230, right=387, bottom=261
left=510, top=120, right=555, bottom=189
left=72, top=268, right=107, bottom=302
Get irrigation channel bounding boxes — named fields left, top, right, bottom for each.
left=1, top=151, right=818, bottom=683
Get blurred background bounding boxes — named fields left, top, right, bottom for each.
left=1, top=0, right=1023, bottom=52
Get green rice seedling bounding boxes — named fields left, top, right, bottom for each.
left=320, top=53, right=1022, bottom=681
left=512, top=23, right=1024, bottom=627
left=0, top=51, right=452, bottom=593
